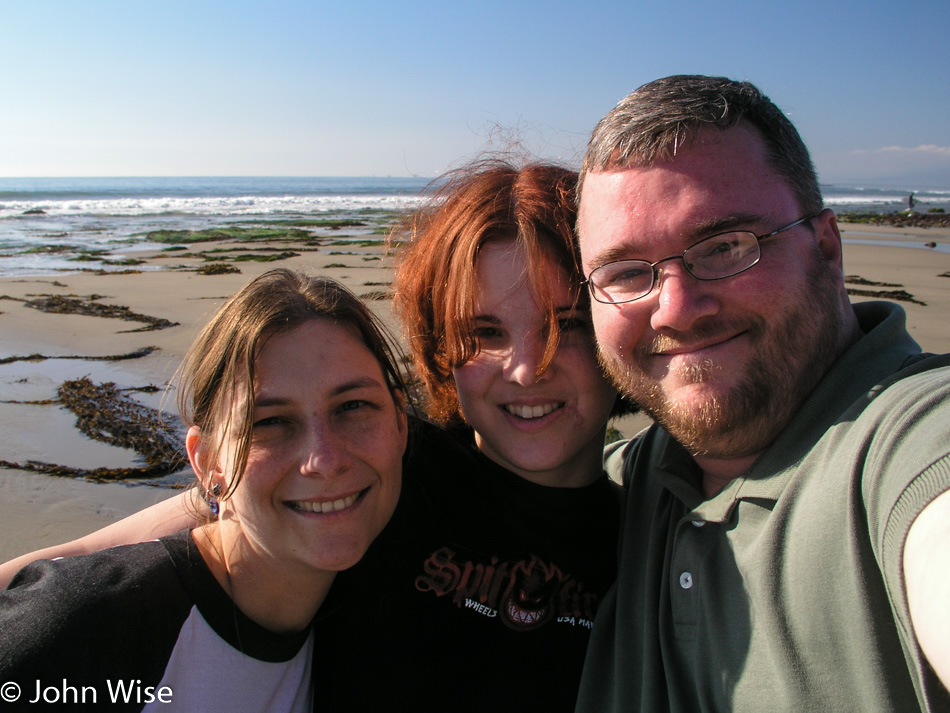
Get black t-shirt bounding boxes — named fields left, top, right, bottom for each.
left=313, top=418, right=621, bottom=713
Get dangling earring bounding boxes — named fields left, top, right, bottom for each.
left=208, top=483, right=222, bottom=516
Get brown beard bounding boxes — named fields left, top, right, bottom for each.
left=598, top=255, right=845, bottom=459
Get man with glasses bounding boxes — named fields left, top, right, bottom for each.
left=574, top=75, right=949, bottom=712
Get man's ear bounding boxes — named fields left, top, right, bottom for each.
left=814, top=208, right=844, bottom=269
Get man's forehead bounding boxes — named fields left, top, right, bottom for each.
left=579, top=194, right=781, bottom=272
left=579, top=131, right=796, bottom=255
left=577, top=167, right=675, bottom=250
left=579, top=123, right=770, bottom=197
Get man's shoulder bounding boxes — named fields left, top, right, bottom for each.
left=890, top=350, right=950, bottom=382
left=605, top=425, right=675, bottom=487
left=862, top=353, right=950, bottom=443
left=865, top=351, right=950, bottom=419
left=603, top=437, right=633, bottom=478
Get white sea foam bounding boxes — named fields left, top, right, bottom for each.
left=1, top=177, right=946, bottom=278
left=0, top=193, right=426, bottom=219
left=824, top=194, right=909, bottom=206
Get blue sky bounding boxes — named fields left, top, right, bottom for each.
left=2, top=0, right=947, bottom=186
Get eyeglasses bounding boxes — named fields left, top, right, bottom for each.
left=585, top=214, right=818, bottom=304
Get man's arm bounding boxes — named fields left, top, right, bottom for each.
left=0, top=490, right=202, bottom=589
left=904, top=487, right=950, bottom=689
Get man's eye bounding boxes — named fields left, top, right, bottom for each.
left=695, top=236, right=740, bottom=259
left=608, top=265, right=649, bottom=284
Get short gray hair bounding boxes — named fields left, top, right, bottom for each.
left=579, top=75, right=822, bottom=215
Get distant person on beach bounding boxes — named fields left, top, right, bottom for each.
left=909, top=191, right=917, bottom=211
left=573, top=74, right=950, bottom=712
left=0, top=270, right=407, bottom=711
left=1, top=162, right=628, bottom=713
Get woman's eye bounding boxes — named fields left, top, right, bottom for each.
left=473, top=326, right=502, bottom=340
left=250, top=415, right=291, bottom=440
left=558, top=317, right=590, bottom=332
left=338, top=399, right=375, bottom=415
left=252, top=415, right=286, bottom=429
left=339, top=400, right=363, bottom=412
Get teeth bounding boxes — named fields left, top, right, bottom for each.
left=291, top=493, right=358, bottom=514
left=504, top=403, right=560, bottom=420
left=507, top=601, right=545, bottom=625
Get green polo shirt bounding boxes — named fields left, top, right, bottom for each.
left=576, top=301, right=950, bottom=713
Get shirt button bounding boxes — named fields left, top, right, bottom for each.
left=691, top=520, right=705, bottom=528
left=679, top=572, right=693, bottom=590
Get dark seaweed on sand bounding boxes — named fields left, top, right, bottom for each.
left=0, top=346, right=157, bottom=365
left=844, top=276, right=927, bottom=305
left=838, top=212, right=950, bottom=228
left=22, top=294, right=179, bottom=332
left=0, top=378, right=187, bottom=483
left=196, top=263, right=242, bottom=275
left=845, top=288, right=926, bottom=305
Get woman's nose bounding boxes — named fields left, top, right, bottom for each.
left=503, top=335, right=551, bottom=385
left=300, top=422, right=350, bottom=477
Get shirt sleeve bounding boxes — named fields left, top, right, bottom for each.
left=0, top=543, right=192, bottom=711
left=859, top=366, right=950, bottom=568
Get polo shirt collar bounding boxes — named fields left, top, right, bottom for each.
left=653, top=301, right=921, bottom=517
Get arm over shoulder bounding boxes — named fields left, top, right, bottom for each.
left=0, top=490, right=201, bottom=589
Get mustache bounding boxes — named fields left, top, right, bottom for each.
left=638, top=318, right=766, bottom=358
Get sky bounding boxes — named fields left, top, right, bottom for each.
left=1, top=0, right=948, bottom=187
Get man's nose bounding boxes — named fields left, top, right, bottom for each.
left=649, top=261, right=720, bottom=333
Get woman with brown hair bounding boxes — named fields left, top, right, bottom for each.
left=0, top=270, right=407, bottom=711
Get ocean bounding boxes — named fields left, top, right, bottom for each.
left=1, top=177, right=948, bottom=277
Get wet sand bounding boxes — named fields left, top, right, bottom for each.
left=1, top=221, right=948, bottom=563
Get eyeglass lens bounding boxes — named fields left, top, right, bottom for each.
left=591, top=231, right=761, bottom=303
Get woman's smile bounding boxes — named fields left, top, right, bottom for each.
left=453, top=241, right=618, bottom=488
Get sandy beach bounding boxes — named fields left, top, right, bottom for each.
left=1, top=220, right=948, bottom=564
